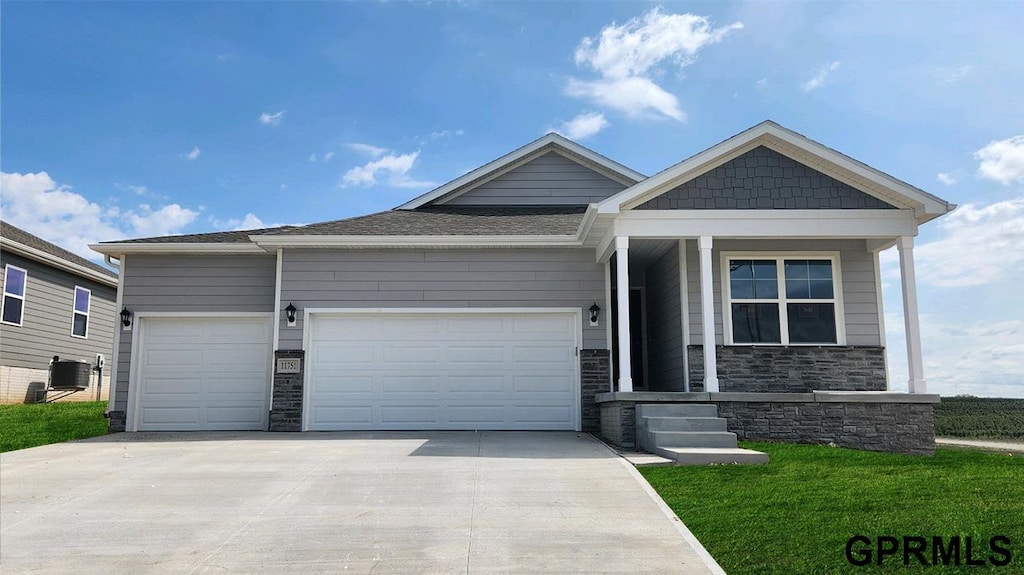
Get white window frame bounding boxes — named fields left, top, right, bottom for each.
left=1, top=264, right=28, bottom=327
left=721, top=252, right=846, bottom=346
left=71, top=285, right=91, bottom=339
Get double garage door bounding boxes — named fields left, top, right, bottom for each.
left=133, top=311, right=580, bottom=431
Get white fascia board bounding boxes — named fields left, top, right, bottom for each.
left=249, top=234, right=584, bottom=248
left=89, top=242, right=267, bottom=256
left=613, top=209, right=918, bottom=239
left=396, top=133, right=644, bottom=210
left=574, top=206, right=599, bottom=240
left=2, top=238, right=117, bottom=287
left=598, top=121, right=955, bottom=221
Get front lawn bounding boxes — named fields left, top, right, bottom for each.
left=641, top=442, right=1023, bottom=574
left=0, top=401, right=109, bottom=453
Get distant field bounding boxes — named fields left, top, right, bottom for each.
left=934, top=396, right=1024, bottom=440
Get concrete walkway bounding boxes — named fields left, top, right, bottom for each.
left=935, top=437, right=1024, bottom=453
left=1, top=431, right=721, bottom=574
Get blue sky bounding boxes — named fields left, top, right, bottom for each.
left=2, top=2, right=1023, bottom=397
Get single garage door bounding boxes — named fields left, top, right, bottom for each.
left=134, top=316, right=272, bottom=431
left=306, top=311, right=580, bottom=431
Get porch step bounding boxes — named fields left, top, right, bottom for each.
left=648, top=430, right=738, bottom=448
left=645, top=416, right=728, bottom=432
left=653, top=447, right=770, bottom=466
left=635, top=402, right=769, bottom=465
left=636, top=403, right=719, bottom=418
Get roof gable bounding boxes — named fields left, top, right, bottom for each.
left=636, top=146, right=898, bottom=210
left=397, top=133, right=644, bottom=210
left=598, top=121, right=954, bottom=222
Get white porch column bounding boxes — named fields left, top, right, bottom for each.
left=615, top=236, right=633, bottom=392
left=698, top=236, right=719, bottom=392
left=897, top=236, right=926, bottom=393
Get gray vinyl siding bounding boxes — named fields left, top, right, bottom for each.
left=686, top=240, right=882, bottom=346
left=279, top=248, right=606, bottom=349
left=0, top=251, right=117, bottom=371
left=643, top=243, right=684, bottom=391
left=444, top=152, right=628, bottom=206
left=637, top=146, right=897, bottom=210
left=113, top=254, right=276, bottom=411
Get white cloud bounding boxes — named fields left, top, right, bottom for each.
left=308, top=151, right=336, bottom=163
left=259, top=111, right=285, bottom=126
left=555, top=112, right=610, bottom=140
left=323, top=151, right=335, bottom=162
left=345, top=143, right=388, bottom=158
left=183, top=146, right=201, bottom=160
left=974, top=135, right=1024, bottom=185
left=212, top=213, right=266, bottom=231
left=308, top=153, right=317, bottom=163
left=567, top=8, right=742, bottom=121
left=800, top=61, right=840, bottom=92
left=936, top=172, right=957, bottom=185
left=340, top=151, right=435, bottom=189
left=0, top=171, right=199, bottom=258
left=930, top=64, right=973, bottom=84
left=910, top=198, right=1024, bottom=287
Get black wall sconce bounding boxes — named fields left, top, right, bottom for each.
left=285, top=303, right=297, bottom=325
left=119, top=306, right=133, bottom=328
left=589, top=303, right=601, bottom=325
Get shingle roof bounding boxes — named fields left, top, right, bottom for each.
left=261, top=206, right=587, bottom=236
left=1, top=220, right=117, bottom=278
left=107, top=226, right=299, bottom=244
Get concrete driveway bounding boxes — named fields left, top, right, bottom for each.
left=1, top=431, right=721, bottom=574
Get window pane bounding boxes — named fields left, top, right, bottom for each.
left=74, top=288, right=90, bottom=313
left=752, top=260, right=777, bottom=279
left=4, top=267, right=26, bottom=296
left=2, top=296, right=23, bottom=324
left=807, top=260, right=833, bottom=279
left=787, top=303, right=837, bottom=343
left=732, top=303, right=781, bottom=343
left=809, top=279, right=834, bottom=299
left=754, top=279, right=778, bottom=298
left=729, top=260, right=753, bottom=280
left=784, top=261, right=808, bottom=279
left=73, top=313, right=88, bottom=337
left=731, top=278, right=754, bottom=299
left=786, top=279, right=810, bottom=299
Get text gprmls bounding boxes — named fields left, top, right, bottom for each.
left=846, top=535, right=1012, bottom=567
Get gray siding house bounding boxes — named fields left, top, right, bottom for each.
left=92, top=121, right=953, bottom=457
left=1, top=221, right=117, bottom=403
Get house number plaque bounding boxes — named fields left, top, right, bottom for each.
left=276, top=358, right=301, bottom=374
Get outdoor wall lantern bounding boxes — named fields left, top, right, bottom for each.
left=589, top=303, right=601, bottom=325
left=285, top=303, right=297, bottom=326
left=119, top=306, right=133, bottom=328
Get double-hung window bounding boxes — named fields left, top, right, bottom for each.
left=725, top=254, right=843, bottom=345
left=2, top=265, right=27, bottom=326
left=72, top=286, right=91, bottom=338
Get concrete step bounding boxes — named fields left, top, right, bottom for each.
left=644, top=416, right=728, bottom=432
left=636, top=403, right=719, bottom=418
left=648, top=430, right=738, bottom=448
left=653, top=446, right=770, bottom=466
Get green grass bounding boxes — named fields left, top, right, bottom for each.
left=935, top=396, right=1024, bottom=440
left=0, top=401, right=109, bottom=452
left=641, top=442, right=1024, bottom=574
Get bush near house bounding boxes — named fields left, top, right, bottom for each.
left=0, top=401, right=108, bottom=452
left=642, top=442, right=1023, bottom=575
left=934, top=396, right=1024, bottom=439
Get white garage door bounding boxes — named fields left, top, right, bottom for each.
left=306, top=311, right=580, bottom=431
left=134, top=316, right=272, bottom=431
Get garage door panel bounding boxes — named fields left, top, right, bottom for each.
left=135, top=317, right=271, bottom=431
left=307, top=312, right=578, bottom=431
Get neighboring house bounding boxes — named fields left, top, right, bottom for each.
left=1, top=221, right=117, bottom=403
left=91, top=121, right=953, bottom=455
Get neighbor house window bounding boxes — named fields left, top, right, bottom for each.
left=72, top=286, right=90, bottom=338
left=725, top=255, right=842, bottom=345
left=2, top=265, right=27, bottom=326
